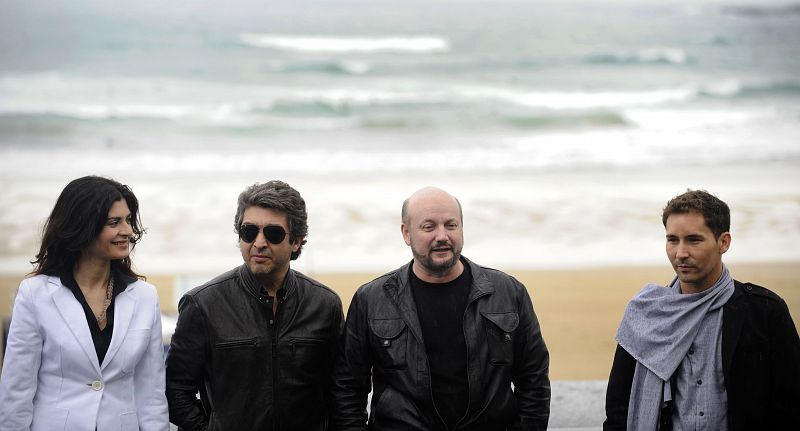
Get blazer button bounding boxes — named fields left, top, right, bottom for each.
left=90, top=380, right=104, bottom=391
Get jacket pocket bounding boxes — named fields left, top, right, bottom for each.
left=31, top=405, right=69, bottom=431
left=288, top=336, right=327, bottom=375
left=290, top=337, right=325, bottom=356
left=369, top=318, right=408, bottom=370
left=214, top=337, right=260, bottom=349
left=119, top=411, right=138, bottom=431
left=211, top=337, right=263, bottom=390
left=481, top=312, right=519, bottom=365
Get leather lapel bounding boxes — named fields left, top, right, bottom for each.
left=51, top=276, right=102, bottom=374
left=102, top=284, right=138, bottom=370
left=722, top=282, right=745, bottom=379
left=384, top=264, right=425, bottom=347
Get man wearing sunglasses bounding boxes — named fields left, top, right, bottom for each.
left=166, top=180, right=343, bottom=431
left=332, top=187, right=550, bottom=431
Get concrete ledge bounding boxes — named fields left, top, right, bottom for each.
left=549, top=380, right=606, bottom=430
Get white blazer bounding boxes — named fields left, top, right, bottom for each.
left=0, top=274, right=169, bottom=431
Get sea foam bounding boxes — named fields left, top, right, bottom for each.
left=238, top=33, right=450, bottom=53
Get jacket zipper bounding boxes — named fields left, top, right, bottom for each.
left=215, top=338, right=259, bottom=349
left=452, top=290, right=492, bottom=430
left=268, top=295, right=283, bottom=431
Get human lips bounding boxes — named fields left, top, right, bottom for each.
left=112, top=240, right=129, bottom=248
left=252, top=254, right=271, bottom=263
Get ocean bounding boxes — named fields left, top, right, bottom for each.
left=1, top=0, right=799, bottom=283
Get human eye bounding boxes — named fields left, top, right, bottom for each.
left=421, top=223, right=434, bottom=231
left=666, top=236, right=678, bottom=243
left=446, top=221, right=459, bottom=229
left=106, top=217, right=121, bottom=226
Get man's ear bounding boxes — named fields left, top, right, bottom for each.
left=291, top=236, right=304, bottom=253
left=401, top=224, right=411, bottom=246
left=718, top=232, right=731, bottom=254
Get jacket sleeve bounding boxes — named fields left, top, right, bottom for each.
left=331, top=289, right=371, bottom=431
left=509, top=282, right=551, bottom=431
left=165, top=295, right=209, bottom=431
left=603, top=344, right=636, bottom=431
left=0, top=280, right=41, bottom=430
left=768, top=297, right=800, bottom=428
left=135, top=287, right=170, bottom=431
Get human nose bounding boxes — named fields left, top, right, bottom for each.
left=253, top=229, right=269, bottom=248
left=120, top=220, right=133, bottom=236
left=675, top=241, right=690, bottom=259
left=433, top=225, right=449, bottom=241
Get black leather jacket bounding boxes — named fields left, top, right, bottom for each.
left=604, top=280, right=800, bottom=430
left=332, top=257, right=550, bottom=431
left=166, top=265, right=343, bottom=431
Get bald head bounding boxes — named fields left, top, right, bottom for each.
left=401, top=187, right=462, bottom=225
left=401, top=186, right=465, bottom=281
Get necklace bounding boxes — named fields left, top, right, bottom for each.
left=96, top=275, right=114, bottom=327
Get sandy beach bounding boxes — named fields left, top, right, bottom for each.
left=314, top=261, right=800, bottom=380
left=5, top=261, right=795, bottom=381
left=2, top=262, right=797, bottom=429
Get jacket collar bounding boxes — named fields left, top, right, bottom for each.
left=722, top=280, right=746, bottom=378
left=386, top=255, right=490, bottom=296
left=102, top=283, right=137, bottom=370
left=49, top=275, right=138, bottom=373
left=238, top=264, right=295, bottom=301
left=382, top=256, right=490, bottom=344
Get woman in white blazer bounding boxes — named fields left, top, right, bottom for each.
left=0, top=176, right=169, bottom=431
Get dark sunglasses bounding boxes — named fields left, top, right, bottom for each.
left=238, top=224, right=287, bottom=245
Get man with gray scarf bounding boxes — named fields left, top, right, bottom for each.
left=604, top=190, right=800, bottom=430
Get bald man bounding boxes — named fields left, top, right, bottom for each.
left=332, top=187, right=550, bottom=431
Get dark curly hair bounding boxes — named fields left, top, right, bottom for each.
left=31, top=176, right=145, bottom=279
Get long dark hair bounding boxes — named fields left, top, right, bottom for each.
left=31, top=176, right=145, bottom=279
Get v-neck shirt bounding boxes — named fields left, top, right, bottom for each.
left=60, top=269, right=128, bottom=365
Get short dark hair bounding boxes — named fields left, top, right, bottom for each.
left=662, top=189, right=730, bottom=239
left=234, top=180, right=308, bottom=260
left=32, top=176, right=145, bottom=279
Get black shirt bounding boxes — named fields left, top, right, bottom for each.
left=60, top=269, right=128, bottom=365
left=410, top=263, right=472, bottom=430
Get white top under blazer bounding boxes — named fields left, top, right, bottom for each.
left=0, top=274, right=169, bottom=431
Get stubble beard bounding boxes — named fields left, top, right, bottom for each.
left=419, top=249, right=461, bottom=277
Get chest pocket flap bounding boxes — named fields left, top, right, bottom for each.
left=481, top=312, right=519, bottom=333
left=368, top=318, right=408, bottom=370
left=481, top=312, right=519, bottom=365
left=369, top=318, right=407, bottom=339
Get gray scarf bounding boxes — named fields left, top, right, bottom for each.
left=615, top=265, right=734, bottom=430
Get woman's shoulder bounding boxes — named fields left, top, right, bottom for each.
left=18, top=273, right=60, bottom=294
left=124, top=278, right=161, bottom=302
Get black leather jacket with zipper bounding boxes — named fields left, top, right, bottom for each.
left=332, top=257, right=550, bottom=431
left=166, top=265, right=343, bottom=431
